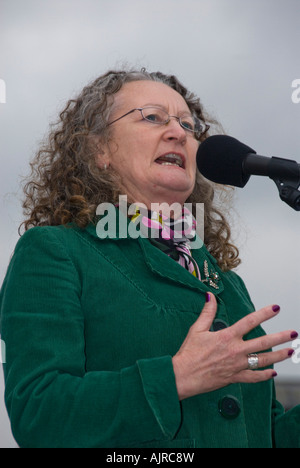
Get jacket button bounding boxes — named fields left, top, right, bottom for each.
left=211, top=319, right=228, bottom=332
left=219, top=396, right=241, bottom=419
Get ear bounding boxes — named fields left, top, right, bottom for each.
left=92, top=136, right=111, bottom=171
left=95, top=151, right=110, bottom=171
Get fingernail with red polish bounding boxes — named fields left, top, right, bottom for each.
left=272, top=305, right=280, bottom=313
left=272, top=372, right=278, bottom=378
left=291, top=332, right=298, bottom=340
left=206, top=293, right=211, bottom=303
left=288, top=349, right=295, bottom=357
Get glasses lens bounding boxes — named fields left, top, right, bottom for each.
left=180, top=116, right=197, bottom=132
left=141, top=107, right=208, bottom=137
left=142, top=107, right=169, bottom=124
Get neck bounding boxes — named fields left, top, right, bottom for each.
left=119, top=195, right=186, bottom=220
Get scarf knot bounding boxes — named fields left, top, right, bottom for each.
left=130, top=206, right=201, bottom=279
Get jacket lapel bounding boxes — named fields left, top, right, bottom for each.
left=137, top=235, right=224, bottom=295
left=84, top=209, right=224, bottom=296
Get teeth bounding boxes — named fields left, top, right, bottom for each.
left=165, top=154, right=183, bottom=165
left=156, top=153, right=184, bottom=167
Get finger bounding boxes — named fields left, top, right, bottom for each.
left=233, top=368, right=277, bottom=385
left=231, top=304, right=281, bottom=337
left=250, top=348, right=295, bottom=370
left=192, top=293, right=218, bottom=333
left=245, top=330, right=297, bottom=354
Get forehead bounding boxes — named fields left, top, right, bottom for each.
left=113, top=80, right=191, bottom=113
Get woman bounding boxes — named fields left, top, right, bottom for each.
left=0, top=69, right=299, bottom=448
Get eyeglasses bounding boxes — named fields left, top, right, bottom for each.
left=107, top=106, right=210, bottom=138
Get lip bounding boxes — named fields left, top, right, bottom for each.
left=154, top=152, right=186, bottom=169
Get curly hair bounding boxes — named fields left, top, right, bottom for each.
left=20, top=68, right=241, bottom=271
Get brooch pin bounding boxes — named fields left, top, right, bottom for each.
left=202, top=260, right=220, bottom=289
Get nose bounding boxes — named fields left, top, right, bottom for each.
left=162, top=117, right=187, bottom=144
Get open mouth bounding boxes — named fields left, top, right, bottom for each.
left=155, top=153, right=185, bottom=169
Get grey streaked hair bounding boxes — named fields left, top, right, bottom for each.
left=20, top=67, right=240, bottom=271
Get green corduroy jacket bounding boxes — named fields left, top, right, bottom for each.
left=0, top=214, right=299, bottom=448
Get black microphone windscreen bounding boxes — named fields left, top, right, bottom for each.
left=196, top=135, right=256, bottom=187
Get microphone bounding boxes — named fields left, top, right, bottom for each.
left=196, top=135, right=300, bottom=211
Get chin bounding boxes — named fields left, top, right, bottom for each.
left=153, top=183, right=194, bottom=204
left=160, top=175, right=194, bottom=194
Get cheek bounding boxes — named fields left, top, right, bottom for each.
left=110, top=144, right=148, bottom=182
left=111, top=130, right=148, bottom=161
left=120, top=142, right=153, bottom=172
left=188, top=144, right=198, bottom=169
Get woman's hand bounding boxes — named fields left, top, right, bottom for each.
left=172, top=293, right=298, bottom=401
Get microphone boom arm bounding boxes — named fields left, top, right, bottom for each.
left=243, top=154, right=300, bottom=211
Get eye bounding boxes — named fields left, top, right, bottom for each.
left=142, top=107, right=168, bottom=124
left=146, top=113, right=161, bottom=122
left=180, top=119, right=194, bottom=131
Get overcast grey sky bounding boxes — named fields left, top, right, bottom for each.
left=0, top=0, right=299, bottom=447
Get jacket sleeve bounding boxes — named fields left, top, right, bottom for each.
left=0, top=228, right=181, bottom=448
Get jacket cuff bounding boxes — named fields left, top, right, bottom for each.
left=137, top=355, right=182, bottom=440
